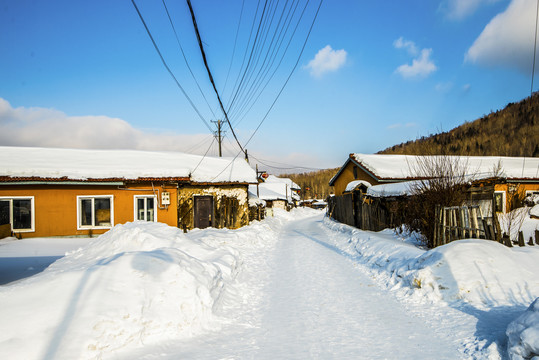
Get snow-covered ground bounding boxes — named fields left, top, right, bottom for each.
left=0, top=208, right=538, bottom=359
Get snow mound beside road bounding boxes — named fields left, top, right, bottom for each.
left=507, top=297, right=539, bottom=360
left=0, top=222, right=238, bottom=359
left=324, top=218, right=539, bottom=308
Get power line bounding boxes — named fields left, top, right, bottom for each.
left=244, top=0, right=324, bottom=148
left=130, top=0, right=213, bottom=132
left=185, top=0, right=248, bottom=158
left=221, top=0, right=246, bottom=96
left=249, top=154, right=323, bottom=171
left=161, top=0, right=217, bottom=119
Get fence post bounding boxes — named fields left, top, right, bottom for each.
left=433, top=205, right=439, bottom=247
left=503, top=233, right=512, bottom=247
left=518, top=231, right=525, bottom=247
left=536, top=230, right=539, bottom=246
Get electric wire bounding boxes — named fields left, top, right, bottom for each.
left=162, top=0, right=217, bottom=119
left=185, top=0, right=247, bottom=157
left=228, top=0, right=294, bottom=119
left=230, top=0, right=300, bottom=121
left=231, top=0, right=306, bottom=124
left=249, top=154, right=323, bottom=171
left=130, top=0, right=213, bottom=132
left=244, top=0, right=323, bottom=148
left=226, top=0, right=271, bottom=115
left=222, top=0, right=246, bottom=95
left=190, top=136, right=217, bottom=176
left=225, top=0, right=263, bottom=105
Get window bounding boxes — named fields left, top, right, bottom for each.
left=493, top=191, right=506, bottom=213
left=134, top=195, right=157, bottom=222
left=77, top=196, right=113, bottom=229
left=0, top=197, right=35, bottom=232
left=353, top=166, right=358, bottom=180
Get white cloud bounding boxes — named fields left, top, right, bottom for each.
left=305, top=45, right=347, bottom=77
left=395, top=48, right=438, bottom=79
left=465, top=0, right=537, bottom=74
left=435, top=81, right=454, bottom=92
left=393, top=37, right=418, bottom=56
left=0, top=98, right=216, bottom=155
left=441, top=0, right=502, bottom=20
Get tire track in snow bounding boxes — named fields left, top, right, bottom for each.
left=253, top=215, right=462, bottom=359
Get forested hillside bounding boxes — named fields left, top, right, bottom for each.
left=379, top=93, right=539, bottom=157
left=280, top=168, right=339, bottom=200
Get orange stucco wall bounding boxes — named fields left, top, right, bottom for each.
left=332, top=161, right=380, bottom=196
left=494, top=183, right=539, bottom=212
left=0, top=183, right=178, bottom=238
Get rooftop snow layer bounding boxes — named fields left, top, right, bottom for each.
left=345, top=180, right=372, bottom=193
left=0, top=146, right=257, bottom=183
left=351, top=154, right=539, bottom=180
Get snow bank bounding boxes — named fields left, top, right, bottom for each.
left=0, top=222, right=239, bottom=359
left=324, top=218, right=539, bottom=308
left=507, top=298, right=539, bottom=360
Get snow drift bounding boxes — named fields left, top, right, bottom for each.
left=324, top=218, right=539, bottom=308
left=0, top=222, right=239, bottom=359
left=507, top=297, right=539, bottom=360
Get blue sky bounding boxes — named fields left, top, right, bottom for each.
left=0, top=0, right=537, bottom=171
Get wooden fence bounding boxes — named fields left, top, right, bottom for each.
left=329, top=194, right=539, bottom=248
left=433, top=205, right=539, bottom=247
left=328, top=193, right=399, bottom=232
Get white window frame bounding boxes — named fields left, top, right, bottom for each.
left=525, top=190, right=539, bottom=196
left=494, top=191, right=506, bottom=213
left=0, top=196, right=35, bottom=233
left=133, top=195, right=158, bottom=222
left=76, top=195, right=114, bottom=230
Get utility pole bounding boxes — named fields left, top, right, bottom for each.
left=211, top=119, right=222, bottom=157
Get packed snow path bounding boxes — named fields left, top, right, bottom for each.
left=119, top=213, right=462, bottom=359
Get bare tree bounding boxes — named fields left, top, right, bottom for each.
left=404, top=154, right=471, bottom=248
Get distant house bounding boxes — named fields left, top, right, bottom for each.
left=330, top=153, right=539, bottom=214
left=0, top=147, right=257, bottom=238
left=248, top=175, right=301, bottom=212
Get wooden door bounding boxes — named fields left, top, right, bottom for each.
left=194, top=196, right=213, bottom=229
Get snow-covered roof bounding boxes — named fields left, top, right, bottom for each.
left=264, top=175, right=301, bottom=190
left=330, top=153, right=539, bottom=186
left=247, top=189, right=266, bottom=207
left=344, top=180, right=372, bottom=193
left=366, top=181, right=421, bottom=198
left=0, top=146, right=257, bottom=183
left=350, top=154, right=539, bottom=181
left=249, top=182, right=297, bottom=203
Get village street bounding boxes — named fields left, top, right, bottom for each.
left=114, top=211, right=471, bottom=359
left=2, top=208, right=537, bottom=359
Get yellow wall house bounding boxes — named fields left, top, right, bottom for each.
left=0, top=147, right=257, bottom=238
left=330, top=153, right=539, bottom=213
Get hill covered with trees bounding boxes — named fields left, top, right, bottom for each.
left=379, top=93, right=539, bottom=157
left=280, top=168, right=339, bottom=200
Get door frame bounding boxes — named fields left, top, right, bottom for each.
left=193, top=195, right=214, bottom=229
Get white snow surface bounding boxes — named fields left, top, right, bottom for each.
left=366, top=180, right=420, bottom=197
left=344, top=179, right=371, bottom=192
left=264, top=174, right=301, bottom=190
left=507, top=297, right=539, bottom=360
left=351, top=153, right=539, bottom=180
left=0, top=146, right=257, bottom=183
left=2, top=209, right=539, bottom=359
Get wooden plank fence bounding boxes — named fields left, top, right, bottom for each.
left=328, top=193, right=397, bottom=232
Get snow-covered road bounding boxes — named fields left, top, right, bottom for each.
left=118, top=212, right=462, bottom=359
left=4, top=209, right=537, bottom=359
